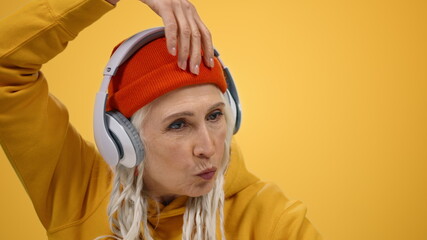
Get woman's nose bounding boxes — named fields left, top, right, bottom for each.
left=193, top=124, right=215, bottom=159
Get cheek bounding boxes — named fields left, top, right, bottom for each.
left=213, top=122, right=228, bottom=156
left=218, top=118, right=228, bottom=139
left=144, top=135, right=193, bottom=173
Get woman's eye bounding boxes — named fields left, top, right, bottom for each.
left=207, top=111, right=223, bottom=121
left=168, top=120, right=186, bottom=130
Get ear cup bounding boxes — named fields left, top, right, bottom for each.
left=224, top=90, right=240, bottom=134
left=214, top=49, right=242, bottom=134
left=224, top=69, right=241, bottom=134
left=105, top=111, right=144, bottom=168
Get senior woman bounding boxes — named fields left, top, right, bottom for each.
left=0, top=0, right=322, bottom=239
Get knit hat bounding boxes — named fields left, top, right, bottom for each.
left=106, top=37, right=227, bottom=118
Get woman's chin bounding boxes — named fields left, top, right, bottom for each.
left=186, top=180, right=216, bottom=197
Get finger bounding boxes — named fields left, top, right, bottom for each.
left=159, top=7, right=178, bottom=56
left=194, top=10, right=214, bottom=68
left=182, top=2, right=202, bottom=74
left=189, top=29, right=202, bottom=75
left=173, top=0, right=191, bottom=71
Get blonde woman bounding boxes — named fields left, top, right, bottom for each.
left=0, top=0, right=322, bottom=239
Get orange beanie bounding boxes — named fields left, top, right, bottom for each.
left=106, top=37, right=227, bottom=118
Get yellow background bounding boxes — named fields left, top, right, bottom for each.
left=1, top=0, right=427, bottom=239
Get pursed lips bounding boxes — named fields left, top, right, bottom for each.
left=196, top=167, right=217, bottom=180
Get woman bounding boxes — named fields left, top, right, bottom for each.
left=0, top=0, right=322, bottom=239
left=99, top=31, right=236, bottom=240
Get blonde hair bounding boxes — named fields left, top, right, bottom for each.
left=97, top=90, right=234, bottom=240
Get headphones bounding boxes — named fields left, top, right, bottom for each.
left=94, top=27, right=241, bottom=168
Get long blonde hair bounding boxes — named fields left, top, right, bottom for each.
left=98, top=91, right=234, bottom=240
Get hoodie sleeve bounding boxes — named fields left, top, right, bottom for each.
left=0, top=0, right=114, bottom=231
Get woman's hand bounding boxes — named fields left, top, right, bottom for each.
left=106, top=0, right=214, bottom=75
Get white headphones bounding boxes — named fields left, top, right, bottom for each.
left=94, top=27, right=242, bottom=168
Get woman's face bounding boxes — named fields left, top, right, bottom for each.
left=141, top=84, right=227, bottom=202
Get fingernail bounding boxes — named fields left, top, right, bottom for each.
left=179, top=61, right=187, bottom=70
left=209, top=57, right=214, bottom=68
left=193, top=64, right=199, bottom=75
left=170, top=47, right=177, bottom=56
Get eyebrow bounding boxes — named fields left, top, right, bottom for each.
left=162, top=102, right=225, bottom=123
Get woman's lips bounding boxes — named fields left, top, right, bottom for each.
left=197, top=167, right=217, bottom=180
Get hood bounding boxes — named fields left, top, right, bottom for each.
left=224, top=138, right=259, bottom=198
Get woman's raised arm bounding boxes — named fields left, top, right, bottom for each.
left=0, top=0, right=213, bottom=234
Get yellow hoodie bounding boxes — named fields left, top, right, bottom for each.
left=0, top=0, right=322, bottom=239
